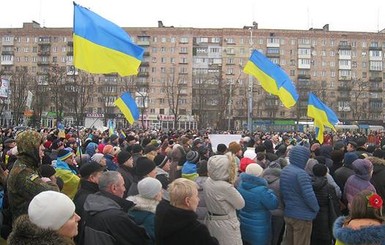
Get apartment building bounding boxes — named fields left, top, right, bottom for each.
left=1, top=21, right=384, bottom=130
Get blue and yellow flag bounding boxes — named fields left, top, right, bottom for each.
left=114, top=92, right=140, bottom=125
left=307, top=92, right=339, bottom=143
left=73, top=3, right=144, bottom=76
left=243, top=50, right=298, bottom=108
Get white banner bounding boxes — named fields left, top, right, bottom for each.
left=0, top=79, right=10, bottom=98
left=208, top=134, right=242, bottom=152
left=26, top=90, right=33, bottom=108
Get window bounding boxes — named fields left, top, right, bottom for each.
left=370, top=61, right=382, bottom=71
left=161, top=37, right=167, bottom=43
left=298, top=48, right=310, bottom=55
left=196, top=37, right=208, bottom=43
left=209, top=47, right=220, bottom=53
left=211, top=37, right=220, bottom=43
left=170, top=37, right=176, bottom=43
left=370, top=50, right=382, bottom=57
left=180, top=47, right=188, bottom=53
left=226, top=38, right=235, bottom=44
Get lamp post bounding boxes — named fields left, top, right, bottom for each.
left=247, top=27, right=254, bottom=133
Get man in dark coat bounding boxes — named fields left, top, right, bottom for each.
left=80, top=171, right=149, bottom=245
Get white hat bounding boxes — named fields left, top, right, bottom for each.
left=28, top=191, right=75, bottom=230
left=246, top=163, right=263, bottom=177
left=137, top=177, right=162, bottom=199
left=91, top=153, right=104, bottom=164
left=244, top=149, right=256, bottom=160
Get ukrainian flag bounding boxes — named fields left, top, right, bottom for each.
left=114, top=92, right=140, bottom=125
left=307, top=92, right=339, bottom=143
left=73, top=3, right=144, bottom=76
left=243, top=50, right=298, bottom=108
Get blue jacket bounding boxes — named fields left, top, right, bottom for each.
left=280, top=146, right=319, bottom=221
left=129, top=210, right=155, bottom=244
left=104, top=154, right=117, bottom=171
left=237, top=173, right=278, bottom=245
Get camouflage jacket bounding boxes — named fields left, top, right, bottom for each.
left=6, top=130, right=59, bottom=221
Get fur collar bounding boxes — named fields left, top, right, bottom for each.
left=8, top=215, right=75, bottom=245
left=333, top=216, right=385, bottom=244
left=126, top=195, right=159, bottom=213
left=368, top=156, right=385, bottom=166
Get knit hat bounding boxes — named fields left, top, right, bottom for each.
left=39, top=164, right=56, bottom=178
left=144, top=144, right=158, bottom=154
left=79, top=162, right=104, bottom=178
left=57, top=149, right=72, bottom=161
left=344, top=152, right=359, bottom=166
left=51, top=139, right=64, bottom=150
left=91, top=153, right=104, bottom=164
left=117, top=150, right=132, bottom=165
left=136, top=157, right=156, bottom=176
left=289, top=145, right=310, bottom=169
left=243, top=148, right=256, bottom=160
left=186, top=151, right=199, bottom=163
left=245, top=163, right=263, bottom=177
left=137, top=177, right=162, bottom=199
left=153, top=154, right=169, bottom=168
left=28, top=191, right=75, bottom=230
left=103, top=145, right=114, bottom=155
left=216, top=144, right=227, bottom=154
left=312, top=163, right=328, bottom=177
left=228, top=141, right=241, bottom=154
left=131, top=144, right=143, bottom=154
left=97, top=144, right=105, bottom=154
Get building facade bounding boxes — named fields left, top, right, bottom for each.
left=1, top=21, right=384, bottom=130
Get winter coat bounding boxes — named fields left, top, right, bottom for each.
left=155, top=199, right=218, bottom=245
left=80, top=191, right=149, bottom=245
left=344, top=159, right=376, bottom=205
left=311, top=176, right=340, bottom=243
left=73, top=179, right=99, bottom=218
left=104, top=154, right=117, bottom=171
left=204, top=154, right=245, bottom=245
left=334, top=165, right=355, bottom=193
left=262, top=167, right=284, bottom=217
left=127, top=195, right=159, bottom=244
left=368, top=156, right=385, bottom=209
left=195, top=176, right=208, bottom=221
left=7, top=130, right=59, bottom=221
left=169, top=145, right=185, bottom=181
left=155, top=167, right=170, bottom=190
left=237, top=173, right=278, bottom=245
left=333, top=216, right=385, bottom=245
left=8, top=214, right=75, bottom=245
left=55, top=159, right=80, bottom=199
left=280, top=146, right=319, bottom=221
left=116, top=165, right=135, bottom=198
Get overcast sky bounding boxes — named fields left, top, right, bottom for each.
left=2, top=0, right=385, bottom=32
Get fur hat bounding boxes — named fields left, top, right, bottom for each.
left=117, top=150, right=132, bottom=165
left=137, top=177, right=162, bottom=199
left=245, top=163, right=263, bottom=177
left=136, top=157, right=156, bottom=176
left=28, top=191, right=75, bottom=230
left=39, top=164, right=56, bottom=178
left=186, top=151, right=199, bottom=163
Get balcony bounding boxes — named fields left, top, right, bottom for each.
left=369, top=107, right=382, bottom=112
left=369, top=98, right=383, bottom=103
left=338, top=44, right=352, bottom=50
left=369, top=77, right=382, bottom=82
left=369, top=46, right=382, bottom=51
left=136, top=40, right=150, bottom=46
left=140, top=61, right=149, bottom=67
left=1, top=51, right=14, bottom=55
left=38, top=38, right=51, bottom=45
left=137, top=71, right=149, bottom=77
left=337, top=85, right=352, bottom=91
left=38, top=51, right=50, bottom=56
left=37, top=61, right=50, bottom=66
left=67, top=41, right=73, bottom=47
left=337, top=95, right=351, bottom=100
left=368, top=86, right=383, bottom=92
left=37, top=71, right=49, bottom=75
left=338, top=76, right=351, bottom=81
left=143, top=51, right=150, bottom=56
left=297, top=74, right=311, bottom=79
left=266, top=52, right=280, bottom=58
left=66, top=51, right=73, bottom=56
left=136, top=81, right=149, bottom=87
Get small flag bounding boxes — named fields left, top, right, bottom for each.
left=114, top=92, right=140, bottom=125
left=73, top=3, right=144, bottom=76
left=107, top=119, right=116, bottom=136
left=307, top=93, right=339, bottom=143
left=243, top=50, right=298, bottom=108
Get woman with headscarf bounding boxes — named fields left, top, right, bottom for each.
left=7, top=130, right=59, bottom=222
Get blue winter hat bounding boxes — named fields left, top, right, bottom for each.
left=343, top=152, right=358, bottom=166
left=289, top=145, right=310, bottom=169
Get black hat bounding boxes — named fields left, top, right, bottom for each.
left=110, top=134, right=119, bottom=142
left=348, top=141, right=357, bottom=148
left=144, top=144, right=158, bottom=154
left=186, top=151, right=199, bottom=163
left=135, top=157, right=156, bottom=176
left=51, top=139, right=64, bottom=150
left=154, top=154, right=169, bottom=168
left=126, top=135, right=136, bottom=142
left=197, top=160, right=208, bottom=176
left=79, top=162, right=104, bottom=178
left=39, top=164, right=56, bottom=178
left=216, top=144, right=227, bottom=154
left=3, top=138, right=15, bottom=145
left=131, top=144, right=143, bottom=154
left=117, top=150, right=132, bottom=165
left=313, top=164, right=328, bottom=177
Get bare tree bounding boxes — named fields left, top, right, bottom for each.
left=165, top=66, right=184, bottom=129
left=47, top=64, right=67, bottom=126
left=350, top=79, right=367, bottom=121
left=9, top=67, right=31, bottom=125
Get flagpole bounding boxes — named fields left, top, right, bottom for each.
left=247, top=26, right=254, bottom=133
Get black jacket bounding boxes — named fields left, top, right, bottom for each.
left=116, top=165, right=135, bottom=198
left=73, top=179, right=99, bottom=218
left=155, top=200, right=218, bottom=245
left=80, top=191, right=149, bottom=245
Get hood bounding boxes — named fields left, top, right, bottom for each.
left=312, top=176, right=328, bottom=191
left=15, top=130, right=43, bottom=168
left=7, top=215, right=74, bottom=245
left=207, top=154, right=236, bottom=183
left=305, top=159, right=318, bottom=176
left=239, top=173, right=267, bottom=190
left=261, top=168, right=281, bottom=184
left=343, top=152, right=359, bottom=166
left=195, top=176, right=208, bottom=190
left=289, top=146, right=310, bottom=169
left=333, top=216, right=385, bottom=244
left=352, top=159, right=373, bottom=180
left=84, top=191, right=134, bottom=215
left=127, top=195, right=159, bottom=213
left=319, top=145, right=332, bottom=159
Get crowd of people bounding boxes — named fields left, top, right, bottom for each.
left=0, top=126, right=384, bottom=244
